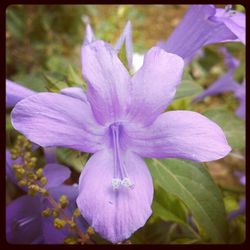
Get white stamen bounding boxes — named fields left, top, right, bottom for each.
left=121, top=177, right=133, bottom=188
left=112, top=178, right=122, bottom=190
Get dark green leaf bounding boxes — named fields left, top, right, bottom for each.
left=147, top=158, right=229, bottom=243
left=152, top=185, right=188, bottom=225
left=56, top=148, right=88, bottom=173
left=203, top=107, right=245, bottom=150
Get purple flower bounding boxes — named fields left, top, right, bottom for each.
left=234, top=171, right=246, bottom=186
left=219, top=46, right=240, bottom=70
left=158, top=5, right=245, bottom=63
left=211, top=5, right=245, bottom=45
left=228, top=170, right=245, bottom=221
left=234, top=80, right=245, bottom=119
left=6, top=162, right=82, bottom=244
left=11, top=41, right=231, bottom=243
left=193, top=47, right=239, bottom=102
left=228, top=198, right=245, bottom=221
left=6, top=79, right=35, bottom=108
left=193, top=47, right=245, bottom=120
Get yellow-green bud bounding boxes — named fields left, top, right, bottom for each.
left=16, top=167, right=25, bottom=175
left=59, top=195, right=69, bottom=209
left=87, top=227, right=94, bottom=235
left=36, top=168, right=44, bottom=179
left=53, top=218, right=66, bottom=229
left=25, top=142, right=33, bottom=150
left=39, top=188, right=49, bottom=196
left=27, top=172, right=37, bottom=180
left=42, top=208, right=52, bottom=217
left=12, top=163, right=21, bottom=170
left=68, top=220, right=76, bottom=229
left=17, top=134, right=24, bottom=141
left=29, top=184, right=40, bottom=192
left=18, top=179, right=27, bottom=186
left=53, top=210, right=59, bottom=218
left=28, top=188, right=37, bottom=196
left=30, top=157, right=37, bottom=164
left=24, top=152, right=31, bottom=160
left=64, top=236, right=78, bottom=245
left=73, top=208, right=81, bottom=217
left=40, top=177, right=47, bottom=186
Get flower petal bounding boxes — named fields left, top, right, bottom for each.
left=127, top=47, right=184, bottom=126
left=43, top=147, right=57, bottom=163
left=126, top=111, right=231, bottom=162
left=83, top=23, right=96, bottom=45
left=235, top=95, right=245, bottom=119
left=81, top=40, right=131, bottom=125
left=60, top=87, right=88, bottom=103
left=43, top=163, right=71, bottom=189
left=193, top=72, right=239, bottom=102
left=6, top=195, right=43, bottom=244
left=219, top=47, right=239, bottom=70
left=234, top=81, right=245, bottom=119
left=158, top=5, right=238, bottom=63
left=6, top=79, right=35, bottom=108
left=76, top=149, right=153, bottom=243
left=214, top=8, right=246, bottom=44
left=114, top=21, right=133, bottom=69
left=11, top=92, right=105, bottom=153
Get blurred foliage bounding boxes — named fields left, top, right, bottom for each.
left=6, top=4, right=245, bottom=244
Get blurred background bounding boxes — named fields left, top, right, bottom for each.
left=6, top=5, right=245, bottom=244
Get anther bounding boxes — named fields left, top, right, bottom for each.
left=112, top=178, right=122, bottom=190
left=121, top=177, right=134, bottom=188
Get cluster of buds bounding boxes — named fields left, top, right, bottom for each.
left=10, top=135, right=49, bottom=196
left=10, top=135, right=94, bottom=244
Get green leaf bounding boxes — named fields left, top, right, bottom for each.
left=203, top=107, right=245, bottom=150
left=43, top=72, right=69, bottom=92
left=147, top=158, right=229, bottom=243
left=152, top=185, right=188, bottom=225
left=175, top=79, right=203, bottom=100
left=56, top=148, right=88, bottom=173
left=66, top=65, right=86, bottom=88
left=130, top=219, right=172, bottom=244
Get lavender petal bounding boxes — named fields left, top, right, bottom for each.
left=11, top=92, right=105, bottom=153
left=127, top=47, right=184, bottom=126
left=126, top=110, right=231, bottom=162
left=81, top=41, right=131, bottom=125
left=76, top=149, right=153, bottom=243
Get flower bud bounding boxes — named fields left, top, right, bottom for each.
left=54, top=218, right=66, bottom=229
left=64, top=236, right=78, bottom=244
left=40, top=177, right=47, bottom=186
left=59, top=195, right=69, bottom=208
left=87, top=227, right=94, bottom=235
left=73, top=208, right=81, bottom=217
left=36, top=168, right=44, bottom=179
left=42, top=208, right=52, bottom=217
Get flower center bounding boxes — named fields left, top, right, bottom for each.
left=110, top=122, right=133, bottom=190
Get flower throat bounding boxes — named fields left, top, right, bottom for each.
left=110, top=123, right=133, bottom=190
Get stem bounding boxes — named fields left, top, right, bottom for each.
left=44, top=195, right=90, bottom=244
left=19, top=143, right=92, bottom=244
